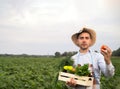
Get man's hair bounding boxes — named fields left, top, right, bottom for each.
left=76, top=28, right=92, bottom=39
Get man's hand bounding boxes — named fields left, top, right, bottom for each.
left=100, top=45, right=112, bottom=65
left=66, top=78, right=77, bottom=87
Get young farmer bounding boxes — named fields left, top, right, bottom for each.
left=66, top=28, right=115, bottom=89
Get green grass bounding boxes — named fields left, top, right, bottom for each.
left=0, top=56, right=120, bottom=89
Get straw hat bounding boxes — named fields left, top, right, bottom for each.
left=71, top=27, right=96, bottom=47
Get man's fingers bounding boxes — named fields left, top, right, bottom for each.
left=71, top=78, right=77, bottom=86
left=101, top=46, right=111, bottom=53
left=66, top=78, right=76, bottom=87
left=101, top=49, right=107, bottom=55
left=101, top=48, right=112, bottom=57
left=106, top=47, right=112, bottom=55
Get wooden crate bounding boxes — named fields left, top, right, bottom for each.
left=58, top=72, right=94, bottom=86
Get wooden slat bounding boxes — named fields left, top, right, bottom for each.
left=58, top=72, right=94, bottom=86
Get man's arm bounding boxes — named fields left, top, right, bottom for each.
left=99, top=45, right=115, bottom=77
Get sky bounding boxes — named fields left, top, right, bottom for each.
left=0, top=0, right=120, bottom=55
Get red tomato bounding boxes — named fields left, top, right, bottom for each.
left=101, top=45, right=106, bottom=50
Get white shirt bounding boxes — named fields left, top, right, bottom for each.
left=71, top=50, right=115, bottom=89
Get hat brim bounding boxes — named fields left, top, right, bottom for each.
left=71, top=28, right=96, bottom=47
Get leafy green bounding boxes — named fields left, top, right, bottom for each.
left=75, top=64, right=90, bottom=76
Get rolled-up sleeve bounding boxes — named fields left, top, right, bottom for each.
left=106, top=62, right=115, bottom=77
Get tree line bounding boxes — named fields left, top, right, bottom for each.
left=112, top=47, right=120, bottom=56
left=0, top=47, right=119, bottom=57
left=55, top=47, right=120, bottom=57
left=54, top=51, right=77, bottom=57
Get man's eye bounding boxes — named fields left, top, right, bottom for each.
left=86, top=37, right=90, bottom=39
left=79, top=37, right=83, bottom=39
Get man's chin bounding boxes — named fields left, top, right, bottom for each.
left=81, top=46, right=89, bottom=50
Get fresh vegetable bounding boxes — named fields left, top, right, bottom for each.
left=64, top=66, right=73, bottom=70
left=101, top=45, right=106, bottom=50
left=75, top=64, right=90, bottom=76
left=63, top=64, right=90, bottom=76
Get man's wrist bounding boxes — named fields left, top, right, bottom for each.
left=105, top=58, right=111, bottom=65
left=106, top=60, right=110, bottom=65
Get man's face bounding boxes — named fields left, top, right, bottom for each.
left=77, top=32, right=91, bottom=50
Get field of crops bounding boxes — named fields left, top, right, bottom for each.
left=0, top=56, right=120, bottom=89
